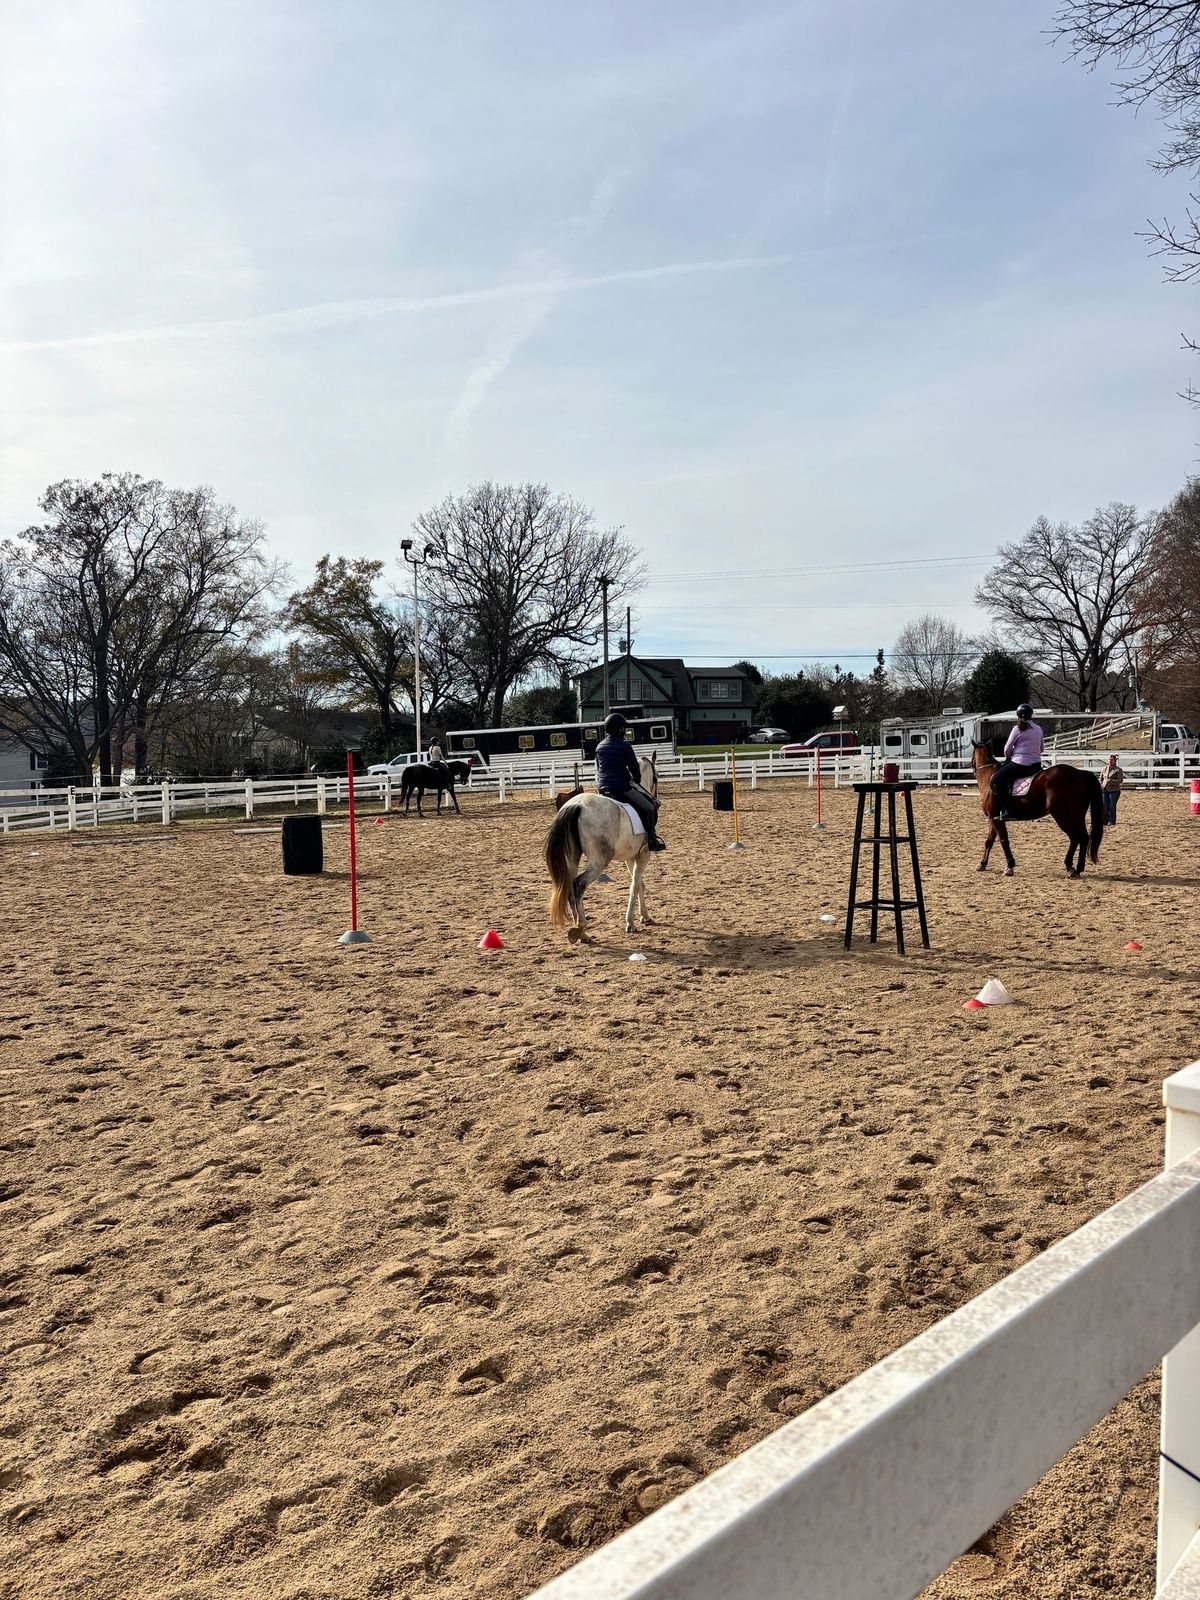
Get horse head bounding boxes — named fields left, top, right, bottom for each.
left=639, top=751, right=658, bottom=799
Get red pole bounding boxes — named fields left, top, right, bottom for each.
left=346, top=751, right=358, bottom=931
left=815, top=748, right=822, bottom=825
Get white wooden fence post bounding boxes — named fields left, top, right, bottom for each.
left=161, top=781, right=171, bottom=825
left=131, top=789, right=139, bottom=824
left=1159, top=1059, right=1200, bottom=1587
left=751, top=762, right=758, bottom=790
left=66, top=787, right=77, bottom=830
left=244, top=778, right=254, bottom=820
left=317, top=777, right=327, bottom=816
left=384, top=774, right=392, bottom=813
left=697, top=763, right=704, bottom=792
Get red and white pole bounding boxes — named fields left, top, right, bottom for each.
left=813, top=750, right=825, bottom=830
left=338, top=751, right=370, bottom=945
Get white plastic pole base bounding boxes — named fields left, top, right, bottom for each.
left=728, top=841, right=745, bottom=850
left=812, top=822, right=825, bottom=831
left=338, top=928, right=370, bottom=945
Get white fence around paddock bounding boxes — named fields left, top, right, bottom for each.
left=521, top=1059, right=1200, bottom=1600
left=1, top=748, right=1198, bottom=835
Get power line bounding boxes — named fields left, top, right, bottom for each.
left=648, top=554, right=993, bottom=585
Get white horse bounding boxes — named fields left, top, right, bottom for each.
left=543, top=754, right=659, bottom=942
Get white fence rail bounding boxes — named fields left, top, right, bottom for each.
left=2, top=749, right=1198, bottom=836
left=526, top=1061, right=1200, bottom=1600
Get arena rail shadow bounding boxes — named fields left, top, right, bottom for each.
left=525, top=1059, right=1200, bottom=1600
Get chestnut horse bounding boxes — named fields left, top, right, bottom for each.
left=971, top=741, right=1104, bottom=877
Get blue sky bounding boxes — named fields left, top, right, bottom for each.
left=1, top=0, right=1195, bottom=672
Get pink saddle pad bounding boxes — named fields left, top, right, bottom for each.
left=1012, top=774, right=1037, bottom=798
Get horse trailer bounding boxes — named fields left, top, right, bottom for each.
left=446, top=716, right=677, bottom=779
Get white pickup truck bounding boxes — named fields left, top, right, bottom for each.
left=366, top=752, right=427, bottom=776
left=1159, top=722, right=1198, bottom=755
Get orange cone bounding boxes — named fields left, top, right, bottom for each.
left=478, top=929, right=504, bottom=951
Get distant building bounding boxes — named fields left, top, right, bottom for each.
left=574, top=656, right=753, bottom=743
left=0, top=737, right=48, bottom=802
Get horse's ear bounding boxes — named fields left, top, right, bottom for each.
left=651, top=751, right=657, bottom=769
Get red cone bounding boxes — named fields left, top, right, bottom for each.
left=962, top=998, right=987, bottom=1010
left=1123, top=940, right=1143, bottom=951
left=478, top=929, right=504, bottom=951
left=374, top=816, right=385, bottom=825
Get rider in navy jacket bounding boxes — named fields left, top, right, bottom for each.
left=594, top=713, right=665, bottom=851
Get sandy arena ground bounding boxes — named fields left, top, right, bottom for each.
left=2, top=782, right=1199, bottom=1600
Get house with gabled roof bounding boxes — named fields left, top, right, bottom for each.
left=573, top=656, right=754, bottom=744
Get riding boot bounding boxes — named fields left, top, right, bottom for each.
left=646, top=829, right=667, bottom=853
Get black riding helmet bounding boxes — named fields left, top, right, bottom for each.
left=1016, top=702, right=1034, bottom=720
left=603, top=712, right=628, bottom=735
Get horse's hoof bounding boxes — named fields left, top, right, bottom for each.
left=1003, top=867, right=1014, bottom=877
left=566, top=926, right=583, bottom=944
left=976, top=863, right=987, bottom=873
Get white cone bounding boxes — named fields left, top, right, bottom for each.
left=976, top=978, right=1013, bottom=1005
left=628, top=952, right=648, bottom=962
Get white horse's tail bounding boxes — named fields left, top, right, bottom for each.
left=544, top=803, right=581, bottom=926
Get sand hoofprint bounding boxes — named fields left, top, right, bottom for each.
left=1, top=785, right=1197, bottom=1599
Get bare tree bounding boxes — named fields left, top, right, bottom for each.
left=414, top=482, right=643, bottom=726
left=890, top=614, right=976, bottom=713
left=1141, top=477, right=1200, bottom=721
left=976, top=504, right=1152, bottom=710
left=1056, top=2, right=1200, bottom=377
left=284, top=557, right=412, bottom=738
left=0, top=475, right=272, bottom=781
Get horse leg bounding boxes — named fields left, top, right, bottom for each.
left=636, top=850, right=652, bottom=925
left=997, top=821, right=1016, bottom=876
left=1050, top=803, right=1082, bottom=876
left=978, top=823, right=996, bottom=871
left=403, top=785, right=412, bottom=816
left=571, top=860, right=603, bottom=941
left=450, top=784, right=461, bottom=815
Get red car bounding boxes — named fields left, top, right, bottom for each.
left=779, top=731, right=860, bottom=760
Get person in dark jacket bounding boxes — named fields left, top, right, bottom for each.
left=594, top=712, right=665, bottom=851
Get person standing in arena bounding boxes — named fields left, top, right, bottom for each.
left=1101, top=752, right=1125, bottom=825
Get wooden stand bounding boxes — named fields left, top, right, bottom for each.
left=843, top=783, right=929, bottom=955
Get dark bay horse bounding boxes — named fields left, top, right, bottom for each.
left=971, top=742, right=1104, bottom=877
left=400, top=758, right=472, bottom=817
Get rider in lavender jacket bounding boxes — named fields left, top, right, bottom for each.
left=990, top=703, right=1044, bottom=820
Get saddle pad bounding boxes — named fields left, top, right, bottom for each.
left=620, top=802, right=645, bottom=836
left=1012, top=774, right=1037, bottom=798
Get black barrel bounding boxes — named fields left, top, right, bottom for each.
left=282, top=814, right=323, bottom=875
left=712, top=779, right=734, bottom=813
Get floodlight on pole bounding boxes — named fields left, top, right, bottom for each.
left=402, top=539, right=435, bottom=756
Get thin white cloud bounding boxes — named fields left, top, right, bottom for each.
left=0, top=255, right=790, bottom=354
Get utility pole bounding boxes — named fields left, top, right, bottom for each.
left=625, top=605, right=633, bottom=707
left=600, top=575, right=611, bottom=719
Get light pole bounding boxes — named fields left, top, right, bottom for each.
left=401, top=540, right=434, bottom=756
left=600, top=574, right=611, bottom=719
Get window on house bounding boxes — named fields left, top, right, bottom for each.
left=697, top=680, right=739, bottom=700
left=697, top=681, right=710, bottom=699
left=29, top=750, right=47, bottom=771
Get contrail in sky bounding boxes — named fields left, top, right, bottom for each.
left=0, top=256, right=790, bottom=353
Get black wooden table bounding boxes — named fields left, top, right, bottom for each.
left=843, top=783, right=930, bottom=955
